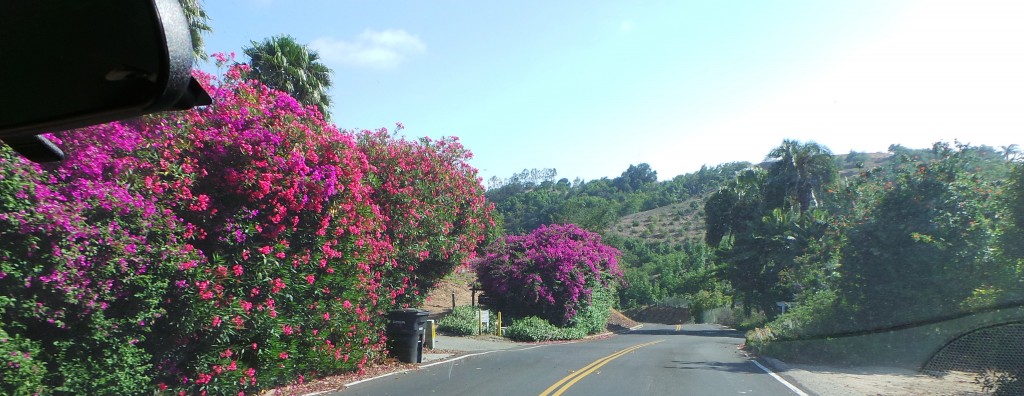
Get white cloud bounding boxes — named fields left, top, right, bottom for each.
left=310, top=29, right=426, bottom=69
left=699, top=1, right=1024, bottom=155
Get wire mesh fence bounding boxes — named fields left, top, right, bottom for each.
left=923, top=322, right=1024, bottom=395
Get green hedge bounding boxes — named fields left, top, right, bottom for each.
left=437, top=306, right=492, bottom=336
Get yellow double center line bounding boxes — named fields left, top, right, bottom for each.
left=539, top=340, right=664, bottom=396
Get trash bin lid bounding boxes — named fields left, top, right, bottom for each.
left=385, top=306, right=430, bottom=323
left=388, top=308, right=430, bottom=316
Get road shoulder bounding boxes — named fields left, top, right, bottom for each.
left=759, top=356, right=986, bottom=396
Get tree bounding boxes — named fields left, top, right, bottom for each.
left=178, top=0, right=212, bottom=61
left=1001, top=144, right=1021, bottom=162
left=839, top=144, right=1007, bottom=327
left=704, top=143, right=836, bottom=320
left=614, top=163, right=658, bottom=193
left=552, top=195, right=620, bottom=232
left=765, top=140, right=837, bottom=212
left=243, top=35, right=333, bottom=118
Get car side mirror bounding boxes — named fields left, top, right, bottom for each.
left=0, top=0, right=212, bottom=163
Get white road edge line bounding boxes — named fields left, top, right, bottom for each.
left=751, top=359, right=810, bottom=396
left=339, top=344, right=552, bottom=391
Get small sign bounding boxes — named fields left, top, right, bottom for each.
left=479, top=310, right=489, bottom=324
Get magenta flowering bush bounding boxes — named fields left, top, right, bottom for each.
left=476, top=224, right=622, bottom=326
left=358, top=128, right=494, bottom=306
left=0, top=56, right=492, bottom=395
left=0, top=134, right=202, bottom=393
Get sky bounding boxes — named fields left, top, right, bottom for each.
left=200, top=1, right=1024, bottom=183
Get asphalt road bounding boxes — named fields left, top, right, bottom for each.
left=338, top=323, right=806, bottom=396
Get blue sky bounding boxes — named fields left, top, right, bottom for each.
left=200, top=1, right=1024, bottom=183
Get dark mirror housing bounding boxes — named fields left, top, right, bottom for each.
left=0, top=0, right=212, bottom=162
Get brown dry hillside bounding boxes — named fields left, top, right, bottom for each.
left=419, top=268, right=477, bottom=321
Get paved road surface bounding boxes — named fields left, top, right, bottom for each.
left=337, top=323, right=805, bottom=395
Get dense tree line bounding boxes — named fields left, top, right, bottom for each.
left=486, top=162, right=750, bottom=234
left=704, top=141, right=1021, bottom=339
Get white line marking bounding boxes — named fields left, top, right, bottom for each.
left=751, top=359, right=810, bottom=396
left=342, top=368, right=413, bottom=388
left=418, top=349, right=502, bottom=369
left=343, top=343, right=553, bottom=390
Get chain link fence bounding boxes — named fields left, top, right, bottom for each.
left=924, top=322, right=1024, bottom=395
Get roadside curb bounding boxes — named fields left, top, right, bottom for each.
left=762, top=356, right=791, bottom=371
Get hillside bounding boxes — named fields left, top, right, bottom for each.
left=606, top=196, right=709, bottom=245
left=604, top=152, right=891, bottom=246
left=834, top=151, right=892, bottom=178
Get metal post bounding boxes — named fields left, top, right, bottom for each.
left=424, top=319, right=436, bottom=349
left=451, top=291, right=456, bottom=310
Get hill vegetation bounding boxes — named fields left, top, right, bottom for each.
left=489, top=141, right=1023, bottom=393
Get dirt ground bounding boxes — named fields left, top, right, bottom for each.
left=764, top=358, right=989, bottom=396
left=419, top=268, right=477, bottom=321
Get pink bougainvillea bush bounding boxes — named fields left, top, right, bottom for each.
left=476, top=224, right=621, bottom=329
left=357, top=128, right=494, bottom=307
left=0, top=132, right=205, bottom=394
left=0, top=56, right=492, bottom=395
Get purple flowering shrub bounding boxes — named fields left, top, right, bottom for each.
left=0, top=55, right=492, bottom=395
left=476, top=224, right=622, bottom=327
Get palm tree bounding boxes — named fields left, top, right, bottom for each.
left=243, top=35, right=334, bottom=118
left=1000, top=144, right=1021, bottom=162
left=177, top=0, right=212, bottom=61
left=765, top=139, right=837, bottom=212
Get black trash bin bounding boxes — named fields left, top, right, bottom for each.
left=385, top=308, right=430, bottom=363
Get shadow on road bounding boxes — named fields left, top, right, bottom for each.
left=664, top=360, right=763, bottom=374
left=629, top=328, right=744, bottom=338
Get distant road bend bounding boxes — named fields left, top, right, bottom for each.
left=340, top=323, right=807, bottom=396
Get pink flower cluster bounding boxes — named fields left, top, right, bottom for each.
left=0, top=55, right=493, bottom=395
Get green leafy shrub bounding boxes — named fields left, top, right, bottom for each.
left=701, top=306, right=736, bottom=326
left=437, top=306, right=490, bottom=336
left=737, top=310, right=769, bottom=331
left=505, top=316, right=565, bottom=341
left=0, top=326, right=45, bottom=396
left=567, top=287, right=614, bottom=335
left=686, top=289, right=730, bottom=323
left=760, top=290, right=849, bottom=339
